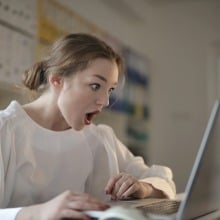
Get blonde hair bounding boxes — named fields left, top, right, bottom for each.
left=23, top=33, right=124, bottom=91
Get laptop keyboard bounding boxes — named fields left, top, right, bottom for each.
left=137, top=199, right=181, bottom=215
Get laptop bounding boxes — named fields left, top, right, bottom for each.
left=85, top=100, right=220, bottom=220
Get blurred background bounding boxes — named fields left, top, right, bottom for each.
left=0, top=0, right=219, bottom=193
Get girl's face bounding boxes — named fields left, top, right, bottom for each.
left=57, top=58, right=119, bottom=130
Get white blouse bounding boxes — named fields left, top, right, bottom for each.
left=0, top=101, right=176, bottom=219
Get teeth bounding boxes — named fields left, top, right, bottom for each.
left=87, top=113, right=93, bottom=121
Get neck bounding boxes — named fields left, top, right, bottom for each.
left=23, top=94, right=70, bottom=131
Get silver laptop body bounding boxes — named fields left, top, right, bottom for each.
left=147, top=100, right=220, bottom=220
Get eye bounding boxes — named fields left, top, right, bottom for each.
left=108, top=87, right=115, bottom=95
left=90, top=83, right=100, bottom=91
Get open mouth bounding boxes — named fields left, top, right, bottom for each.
left=85, top=110, right=100, bottom=125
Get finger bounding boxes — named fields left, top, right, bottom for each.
left=68, top=200, right=109, bottom=211
left=65, top=192, right=109, bottom=210
left=61, top=209, right=90, bottom=220
left=120, top=183, right=138, bottom=199
left=105, top=173, right=124, bottom=194
left=70, top=192, right=106, bottom=205
left=73, top=193, right=106, bottom=205
left=111, top=174, right=135, bottom=198
left=115, top=178, right=134, bottom=199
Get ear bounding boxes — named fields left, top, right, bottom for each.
left=49, top=75, right=63, bottom=88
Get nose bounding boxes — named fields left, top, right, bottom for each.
left=96, top=93, right=110, bottom=107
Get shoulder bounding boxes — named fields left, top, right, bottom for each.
left=0, top=101, right=24, bottom=131
left=89, top=123, right=115, bottom=137
left=83, top=123, right=116, bottom=144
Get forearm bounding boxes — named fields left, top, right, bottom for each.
left=139, top=177, right=176, bottom=199
left=132, top=182, right=165, bottom=199
left=15, top=205, right=41, bottom=220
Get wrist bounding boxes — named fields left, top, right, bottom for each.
left=15, top=205, right=40, bottom=220
left=140, top=182, right=165, bottom=199
left=146, top=183, right=165, bottom=198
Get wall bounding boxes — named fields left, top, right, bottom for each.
left=0, top=0, right=219, bottom=192
left=144, top=0, right=220, bottom=192
left=60, top=0, right=220, bottom=192
left=142, top=0, right=220, bottom=192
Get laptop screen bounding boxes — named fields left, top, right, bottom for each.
left=179, top=100, right=220, bottom=219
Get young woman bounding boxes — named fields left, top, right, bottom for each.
left=0, top=33, right=176, bottom=220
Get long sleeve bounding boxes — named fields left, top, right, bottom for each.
left=97, top=124, right=176, bottom=199
left=0, top=110, right=21, bottom=220
left=0, top=116, right=6, bottom=207
left=0, top=135, right=5, bottom=207
left=0, top=208, right=22, bottom=220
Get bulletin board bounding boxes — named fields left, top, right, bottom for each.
left=0, top=0, right=151, bottom=161
left=0, top=0, right=37, bottom=84
left=36, top=0, right=107, bottom=60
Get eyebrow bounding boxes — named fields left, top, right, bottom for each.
left=94, top=74, right=107, bottom=82
left=94, top=74, right=118, bottom=85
